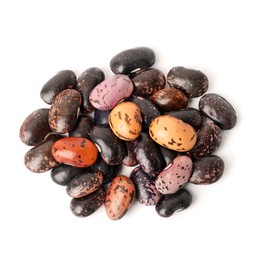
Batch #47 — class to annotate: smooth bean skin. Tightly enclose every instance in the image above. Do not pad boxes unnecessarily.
[70,186,106,217]
[189,155,224,184]
[199,93,237,130]
[48,89,81,133]
[40,70,76,104]
[24,134,62,173]
[156,188,192,217]
[19,108,51,146]
[110,47,155,74]
[130,166,161,206]
[76,67,105,113]
[69,115,94,139]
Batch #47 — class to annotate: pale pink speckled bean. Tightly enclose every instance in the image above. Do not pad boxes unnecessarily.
[89,74,134,110]
[155,155,193,195]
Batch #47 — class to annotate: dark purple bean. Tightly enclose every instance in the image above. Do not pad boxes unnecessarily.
[69,115,94,138]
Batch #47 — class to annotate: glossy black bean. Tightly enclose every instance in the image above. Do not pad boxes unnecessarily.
[92,155,121,184]
[69,115,94,138]
[166,108,203,131]
[190,155,225,184]
[70,186,106,217]
[129,95,160,129]
[19,108,51,146]
[94,109,111,125]
[130,166,161,206]
[199,93,237,130]
[24,134,62,173]
[156,188,192,217]
[133,132,165,178]
[40,70,76,104]
[90,125,126,165]
[158,145,178,166]
[110,47,155,75]
[51,164,82,186]
[167,67,208,98]
[76,67,105,113]
[187,118,222,159]
[122,141,138,167]
[131,68,166,96]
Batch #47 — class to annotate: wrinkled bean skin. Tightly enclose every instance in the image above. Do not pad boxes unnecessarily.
[158,146,178,166]
[167,67,208,98]
[69,115,94,139]
[130,166,161,206]
[94,109,111,125]
[40,70,76,104]
[129,95,160,129]
[199,93,237,130]
[90,125,126,165]
[133,132,165,178]
[122,141,138,167]
[52,137,98,168]
[110,47,155,75]
[70,186,106,217]
[105,175,136,220]
[66,168,103,198]
[24,134,62,173]
[149,115,197,152]
[109,102,142,141]
[19,108,51,146]
[51,164,82,186]
[76,67,105,113]
[155,156,193,195]
[131,68,166,96]
[151,88,188,111]
[189,155,225,184]
[89,74,134,110]
[187,118,222,159]
[156,188,192,217]
[92,155,122,184]
[48,89,81,133]
[166,108,203,132]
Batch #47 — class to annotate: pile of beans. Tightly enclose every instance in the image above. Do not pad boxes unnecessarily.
[20,47,237,220]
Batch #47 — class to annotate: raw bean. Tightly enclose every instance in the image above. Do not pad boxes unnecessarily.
[92,155,122,184]
[76,67,105,113]
[110,47,155,74]
[158,146,178,166]
[122,141,138,167]
[133,132,165,178]
[90,125,126,165]
[130,166,161,206]
[51,164,82,186]
[150,88,188,111]
[189,155,225,184]
[109,102,142,141]
[129,95,160,129]
[167,67,208,98]
[156,189,192,217]
[131,68,166,96]
[199,93,237,130]
[52,137,98,168]
[89,74,133,110]
[105,175,136,220]
[48,89,81,133]
[24,134,62,173]
[70,186,106,217]
[40,70,76,104]
[155,156,193,195]
[69,115,94,139]
[94,109,111,125]
[166,108,203,132]
[187,118,222,159]
[66,168,103,198]
[19,108,51,146]
[149,115,197,152]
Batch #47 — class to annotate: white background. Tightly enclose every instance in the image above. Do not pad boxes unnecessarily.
[0,0,259,259]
